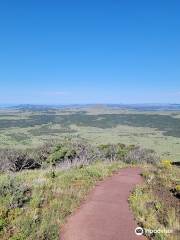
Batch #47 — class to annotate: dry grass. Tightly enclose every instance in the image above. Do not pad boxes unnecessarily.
[0,161,124,240]
[129,163,180,240]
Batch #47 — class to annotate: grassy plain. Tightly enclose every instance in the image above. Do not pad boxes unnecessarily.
[0,106,180,161]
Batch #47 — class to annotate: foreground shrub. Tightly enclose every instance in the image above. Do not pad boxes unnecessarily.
[98,143,134,161]
[47,143,76,165]
[47,138,100,167]
[125,147,160,164]
[0,175,31,209]
[0,149,40,172]
[0,143,53,172]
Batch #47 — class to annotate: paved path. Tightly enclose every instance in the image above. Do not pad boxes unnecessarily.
[61,167,146,240]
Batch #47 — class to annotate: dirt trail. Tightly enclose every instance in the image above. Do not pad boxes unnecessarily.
[61,167,146,240]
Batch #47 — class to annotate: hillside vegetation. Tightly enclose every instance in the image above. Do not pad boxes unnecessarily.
[130,161,180,240]
[0,138,160,239]
[0,138,179,240]
[0,162,124,240]
[0,138,159,172]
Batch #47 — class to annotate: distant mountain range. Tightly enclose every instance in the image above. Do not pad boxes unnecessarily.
[1,103,180,111]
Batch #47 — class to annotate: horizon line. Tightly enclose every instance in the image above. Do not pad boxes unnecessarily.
[1,103,180,106]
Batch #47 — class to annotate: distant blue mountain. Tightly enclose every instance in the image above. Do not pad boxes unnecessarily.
[0,103,180,111]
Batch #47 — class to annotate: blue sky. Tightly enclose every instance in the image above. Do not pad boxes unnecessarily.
[0,0,180,104]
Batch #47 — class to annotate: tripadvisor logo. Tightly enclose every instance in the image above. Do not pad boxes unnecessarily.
[135,227,173,236]
[135,227,144,235]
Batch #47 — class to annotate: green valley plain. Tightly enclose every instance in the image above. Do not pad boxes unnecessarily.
[1,104,180,161]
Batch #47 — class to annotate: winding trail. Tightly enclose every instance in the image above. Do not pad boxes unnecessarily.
[61,167,146,240]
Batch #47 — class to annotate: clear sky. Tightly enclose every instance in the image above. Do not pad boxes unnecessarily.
[0,0,180,104]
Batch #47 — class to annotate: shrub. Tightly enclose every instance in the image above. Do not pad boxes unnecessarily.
[47,144,76,165]
[161,160,172,169]
[47,139,99,167]
[0,138,160,172]
[0,143,53,172]
[0,175,31,209]
[125,147,160,164]
[175,185,180,192]
[32,142,54,162]
[98,143,132,161]
[0,149,41,172]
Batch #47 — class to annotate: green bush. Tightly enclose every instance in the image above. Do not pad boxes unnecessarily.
[47,144,77,164]
[0,175,31,209]
[98,143,132,161]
